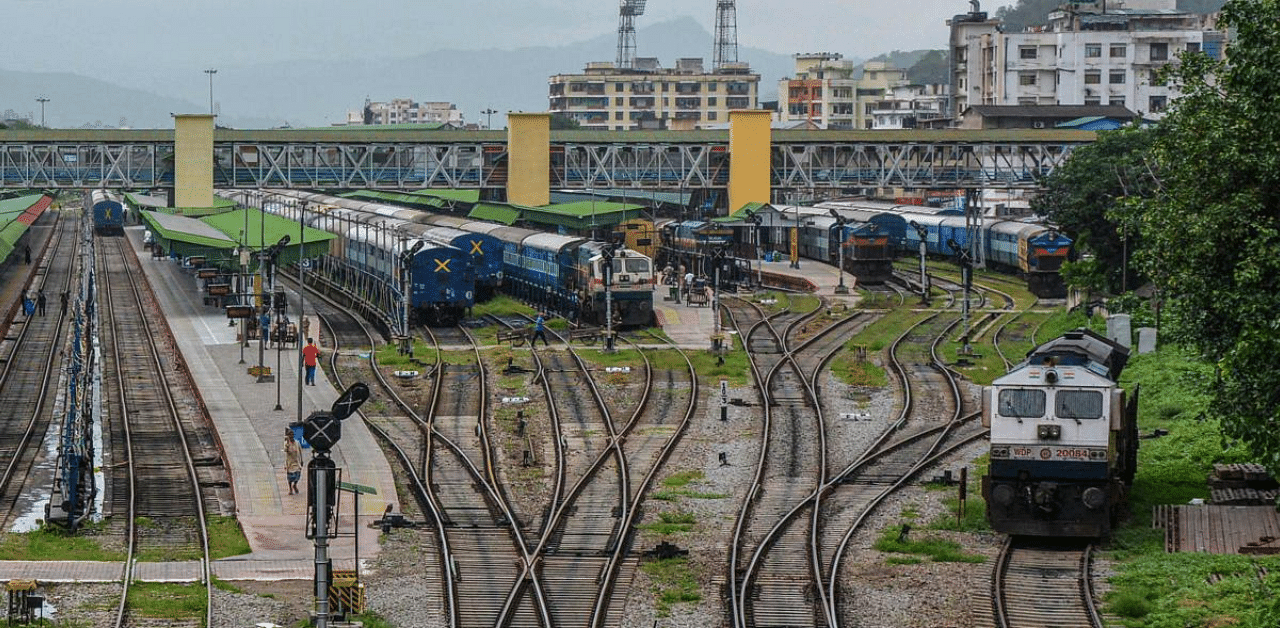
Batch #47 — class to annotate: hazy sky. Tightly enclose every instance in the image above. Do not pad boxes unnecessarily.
[7,0,972,73]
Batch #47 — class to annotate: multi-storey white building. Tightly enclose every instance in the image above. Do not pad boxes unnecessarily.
[869,84,951,129]
[949,0,1225,119]
[777,54,947,130]
[344,98,465,127]
[548,57,760,131]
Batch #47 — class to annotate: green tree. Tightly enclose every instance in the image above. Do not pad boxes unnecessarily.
[1032,125,1157,294]
[1135,0,1280,471]
[907,50,949,86]
[549,113,581,130]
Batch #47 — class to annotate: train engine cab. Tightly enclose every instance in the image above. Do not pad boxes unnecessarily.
[1020,228,1072,298]
[982,329,1138,537]
[577,242,654,328]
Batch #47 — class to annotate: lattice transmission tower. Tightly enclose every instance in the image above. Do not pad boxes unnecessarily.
[616,0,648,68]
[713,0,738,69]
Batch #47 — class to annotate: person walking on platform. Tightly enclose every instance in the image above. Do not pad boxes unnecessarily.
[23,245,30,265]
[532,314,550,347]
[36,290,46,316]
[301,315,311,341]
[283,428,303,495]
[60,291,69,317]
[302,338,321,386]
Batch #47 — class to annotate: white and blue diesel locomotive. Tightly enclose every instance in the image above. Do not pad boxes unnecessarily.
[982,329,1139,537]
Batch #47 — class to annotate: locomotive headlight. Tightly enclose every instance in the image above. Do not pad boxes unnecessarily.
[1082,487,1106,510]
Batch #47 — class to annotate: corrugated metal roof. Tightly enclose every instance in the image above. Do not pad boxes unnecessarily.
[467,204,522,225]
[201,208,336,250]
[341,190,448,208]
[124,193,169,208]
[142,211,238,250]
[0,194,46,217]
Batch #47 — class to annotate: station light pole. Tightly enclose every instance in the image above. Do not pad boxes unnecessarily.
[204,69,217,116]
[482,107,497,129]
[35,96,49,127]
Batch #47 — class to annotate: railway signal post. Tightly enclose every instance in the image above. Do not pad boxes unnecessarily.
[303,383,370,628]
[909,221,930,305]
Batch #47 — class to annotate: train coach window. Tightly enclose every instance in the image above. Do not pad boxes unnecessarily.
[998,389,1044,418]
[1055,390,1103,420]
[625,258,649,273]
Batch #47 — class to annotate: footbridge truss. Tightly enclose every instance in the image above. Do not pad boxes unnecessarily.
[0,129,1091,192]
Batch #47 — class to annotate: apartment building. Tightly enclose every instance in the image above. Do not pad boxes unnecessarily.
[548,57,760,131]
[949,0,1225,119]
[344,98,465,127]
[777,54,947,129]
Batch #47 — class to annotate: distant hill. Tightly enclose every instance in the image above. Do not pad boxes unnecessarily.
[1,17,808,130]
[0,69,278,129]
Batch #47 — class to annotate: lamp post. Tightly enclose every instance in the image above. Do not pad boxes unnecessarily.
[296,200,308,426]
[482,108,497,129]
[203,69,217,115]
[35,97,49,127]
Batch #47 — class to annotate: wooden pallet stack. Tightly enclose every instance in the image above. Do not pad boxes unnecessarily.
[1210,463,1278,505]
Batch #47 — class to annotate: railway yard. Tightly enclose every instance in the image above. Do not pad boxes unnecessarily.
[0,208,1276,628]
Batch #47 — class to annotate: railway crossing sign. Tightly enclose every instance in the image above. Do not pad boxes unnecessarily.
[303,413,341,452]
[331,383,370,420]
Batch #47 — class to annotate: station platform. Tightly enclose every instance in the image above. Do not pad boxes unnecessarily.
[123,225,395,580]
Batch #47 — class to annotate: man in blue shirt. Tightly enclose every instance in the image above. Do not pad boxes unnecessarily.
[532,314,549,347]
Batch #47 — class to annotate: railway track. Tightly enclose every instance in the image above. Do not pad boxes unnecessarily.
[483,314,698,628]
[99,235,213,628]
[992,538,1103,628]
[0,214,76,527]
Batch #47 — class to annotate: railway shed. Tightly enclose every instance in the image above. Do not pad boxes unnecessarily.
[139,207,334,271]
[0,193,53,262]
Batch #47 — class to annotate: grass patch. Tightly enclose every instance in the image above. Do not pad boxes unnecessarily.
[470,295,536,319]
[662,470,704,489]
[873,525,986,564]
[639,511,698,535]
[641,557,702,617]
[830,354,888,388]
[126,582,206,620]
[207,515,251,559]
[1104,552,1280,627]
[0,523,126,561]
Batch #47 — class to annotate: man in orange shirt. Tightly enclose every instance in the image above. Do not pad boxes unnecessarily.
[302,338,321,386]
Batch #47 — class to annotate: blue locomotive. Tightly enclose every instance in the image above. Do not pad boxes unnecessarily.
[237,189,656,328]
[891,209,1072,298]
[983,329,1139,537]
[87,189,125,235]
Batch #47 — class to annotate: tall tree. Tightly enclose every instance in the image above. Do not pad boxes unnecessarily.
[1032,125,1157,294]
[1135,0,1280,471]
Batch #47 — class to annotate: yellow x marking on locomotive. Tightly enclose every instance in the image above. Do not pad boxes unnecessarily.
[470,240,483,255]
[435,259,451,273]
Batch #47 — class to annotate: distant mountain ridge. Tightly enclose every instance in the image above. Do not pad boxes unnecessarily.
[0,17,847,130]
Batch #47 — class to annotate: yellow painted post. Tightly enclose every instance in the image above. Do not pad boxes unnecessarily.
[507,113,551,207]
[173,114,215,211]
[728,110,772,217]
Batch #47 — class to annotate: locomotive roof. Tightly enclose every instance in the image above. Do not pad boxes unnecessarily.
[1020,328,1129,381]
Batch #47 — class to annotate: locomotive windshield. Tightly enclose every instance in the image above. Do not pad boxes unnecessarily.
[625,258,649,274]
[1055,390,1104,420]
[998,389,1045,418]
